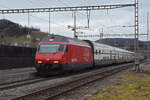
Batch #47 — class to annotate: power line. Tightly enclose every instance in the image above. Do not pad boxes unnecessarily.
[42,0,59,7]
[83,0,91,5]
[0,3,135,34]
[106,10,119,27]
[39,0,50,6]
[0,1,139,43]
[26,0,71,33]
[26,0,35,6]
[29,14,67,28]
[57,0,87,17]
[57,0,68,6]
[0,4,9,9]
[26,0,50,7]
[95,0,99,4]
[93,0,99,5]
[39,0,85,27]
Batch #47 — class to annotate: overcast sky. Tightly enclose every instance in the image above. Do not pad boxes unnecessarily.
[0,0,149,41]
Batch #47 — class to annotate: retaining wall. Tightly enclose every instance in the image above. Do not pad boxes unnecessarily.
[0,45,36,69]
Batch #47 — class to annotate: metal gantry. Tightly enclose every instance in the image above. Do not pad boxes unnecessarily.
[0,4,135,14]
[134,0,139,53]
[147,11,150,59]
[0,3,136,39]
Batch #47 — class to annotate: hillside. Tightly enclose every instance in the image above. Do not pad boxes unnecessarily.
[0,19,41,37]
[0,19,48,47]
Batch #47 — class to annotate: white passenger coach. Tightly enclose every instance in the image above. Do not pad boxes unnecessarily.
[92,42,135,66]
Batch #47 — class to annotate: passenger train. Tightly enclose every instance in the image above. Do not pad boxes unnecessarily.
[35,35,135,75]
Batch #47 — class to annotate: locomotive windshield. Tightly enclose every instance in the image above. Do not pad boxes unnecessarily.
[38,44,67,53]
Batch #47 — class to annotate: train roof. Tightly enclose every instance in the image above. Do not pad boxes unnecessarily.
[40,35,134,54]
[93,41,134,54]
[40,35,90,47]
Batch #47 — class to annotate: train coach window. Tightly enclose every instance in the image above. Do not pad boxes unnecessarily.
[59,45,68,52]
[99,50,101,54]
[95,50,98,55]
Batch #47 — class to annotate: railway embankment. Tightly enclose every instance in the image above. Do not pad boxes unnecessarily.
[85,63,150,100]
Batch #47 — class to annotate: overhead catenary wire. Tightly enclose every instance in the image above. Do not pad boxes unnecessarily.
[0,3,67,33]
[57,0,92,30]
[83,0,91,6]
[0,0,139,41]
[25,0,56,34]
[0,4,9,9]
[0,4,133,38]
[57,0,87,17]
[26,0,35,6]
[95,0,100,4]
[105,9,135,38]
[26,0,50,7]
[29,14,67,28]
[56,0,91,36]
[25,0,73,33]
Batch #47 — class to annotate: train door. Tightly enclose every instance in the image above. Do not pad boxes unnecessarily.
[64,45,68,64]
[110,50,112,63]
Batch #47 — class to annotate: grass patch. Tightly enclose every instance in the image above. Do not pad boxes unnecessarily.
[85,67,150,100]
[146,64,150,66]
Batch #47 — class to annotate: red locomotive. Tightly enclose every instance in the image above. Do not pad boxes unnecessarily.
[35,35,93,75]
[35,35,135,75]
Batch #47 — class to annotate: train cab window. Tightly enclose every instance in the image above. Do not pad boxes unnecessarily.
[38,44,67,53]
[60,45,68,52]
[37,46,40,52]
[65,45,68,52]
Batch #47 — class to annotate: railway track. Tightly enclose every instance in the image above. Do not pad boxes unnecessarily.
[0,70,87,91]
[0,68,94,91]
[11,63,134,100]
[0,68,36,86]
[0,77,48,91]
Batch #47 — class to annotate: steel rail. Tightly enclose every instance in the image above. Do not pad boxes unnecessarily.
[0,78,46,91]
[11,63,133,100]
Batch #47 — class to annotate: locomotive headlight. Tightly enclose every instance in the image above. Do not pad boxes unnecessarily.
[53,61,59,64]
[37,61,43,64]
